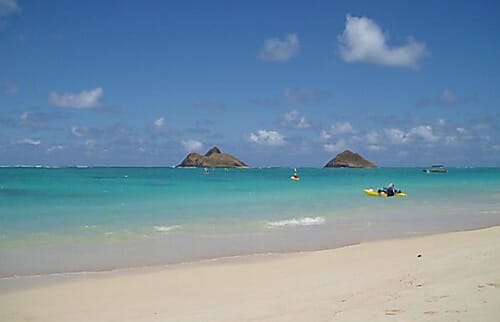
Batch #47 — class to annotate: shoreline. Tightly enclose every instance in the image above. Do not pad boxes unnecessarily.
[1,217,500,279]
[2,215,499,280]
[1,225,499,321]
[0,223,496,281]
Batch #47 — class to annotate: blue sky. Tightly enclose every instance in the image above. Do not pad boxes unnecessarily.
[1,0,499,166]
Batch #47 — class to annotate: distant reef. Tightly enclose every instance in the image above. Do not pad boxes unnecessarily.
[177,146,247,168]
[324,149,377,168]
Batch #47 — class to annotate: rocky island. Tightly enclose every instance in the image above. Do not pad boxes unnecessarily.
[177,146,247,168]
[324,149,377,168]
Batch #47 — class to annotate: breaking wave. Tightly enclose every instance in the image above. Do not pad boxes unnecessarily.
[267,217,325,228]
[154,225,181,233]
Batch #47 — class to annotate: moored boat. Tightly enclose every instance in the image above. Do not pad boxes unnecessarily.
[423,165,448,173]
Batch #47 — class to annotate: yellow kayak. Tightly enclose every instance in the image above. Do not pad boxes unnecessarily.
[364,188,407,197]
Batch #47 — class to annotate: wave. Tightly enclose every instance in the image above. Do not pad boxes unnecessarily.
[154,225,181,233]
[267,216,325,228]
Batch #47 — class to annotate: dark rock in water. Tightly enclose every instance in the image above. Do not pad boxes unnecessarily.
[177,146,247,168]
[324,150,377,168]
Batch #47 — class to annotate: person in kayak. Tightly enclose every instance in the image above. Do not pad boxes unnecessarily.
[378,183,397,196]
[386,183,396,196]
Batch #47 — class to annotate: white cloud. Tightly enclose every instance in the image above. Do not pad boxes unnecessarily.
[358,121,492,153]
[282,110,310,129]
[248,130,286,146]
[46,145,65,153]
[181,139,203,152]
[408,125,439,142]
[439,90,458,105]
[18,111,41,128]
[338,15,427,68]
[151,117,169,135]
[154,117,165,129]
[320,130,331,140]
[364,130,383,145]
[363,128,409,147]
[49,87,103,109]
[71,126,88,137]
[259,33,300,62]
[296,117,310,129]
[323,140,346,153]
[81,139,108,155]
[455,127,475,140]
[15,138,41,145]
[322,121,355,140]
[18,111,35,127]
[17,111,64,128]
[444,135,459,146]
[383,128,408,144]
[325,123,445,152]
[473,122,491,130]
[154,117,165,128]
[331,121,354,135]
[0,0,20,16]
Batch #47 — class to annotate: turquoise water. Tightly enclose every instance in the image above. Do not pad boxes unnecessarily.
[1,167,500,276]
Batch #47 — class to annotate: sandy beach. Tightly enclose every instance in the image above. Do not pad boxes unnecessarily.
[1,226,499,322]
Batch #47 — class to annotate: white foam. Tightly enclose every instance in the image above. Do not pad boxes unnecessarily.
[154,225,181,233]
[267,217,325,228]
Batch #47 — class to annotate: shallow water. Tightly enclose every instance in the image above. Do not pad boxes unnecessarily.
[1,167,499,277]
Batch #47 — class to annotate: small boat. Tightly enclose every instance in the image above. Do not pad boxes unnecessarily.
[364,188,407,197]
[423,165,448,173]
[290,168,300,181]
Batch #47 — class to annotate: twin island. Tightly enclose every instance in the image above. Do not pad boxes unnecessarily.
[178,147,377,168]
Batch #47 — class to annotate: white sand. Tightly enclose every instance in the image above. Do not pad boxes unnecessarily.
[1,226,500,321]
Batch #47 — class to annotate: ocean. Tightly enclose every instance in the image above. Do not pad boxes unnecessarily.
[1,167,499,277]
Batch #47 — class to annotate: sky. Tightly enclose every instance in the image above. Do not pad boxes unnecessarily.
[1,0,500,167]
